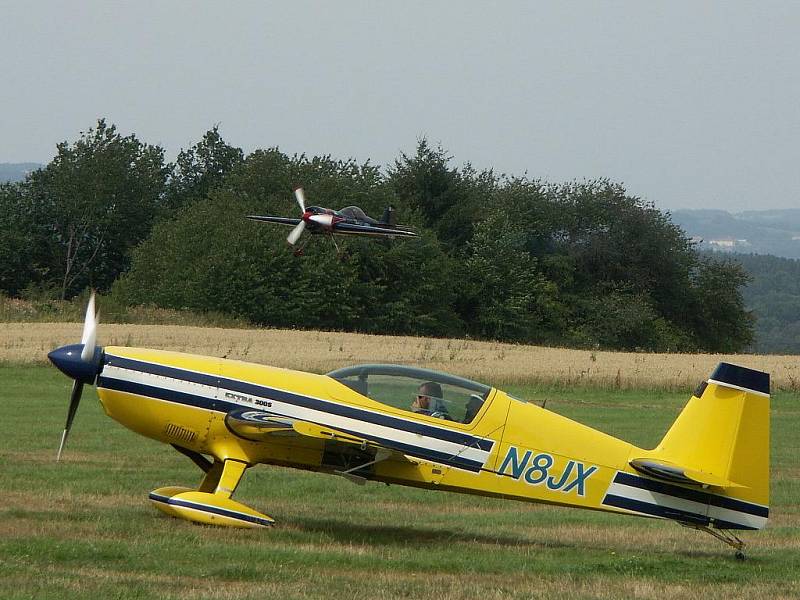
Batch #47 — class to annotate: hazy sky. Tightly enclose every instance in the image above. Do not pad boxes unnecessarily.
[2,2,799,212]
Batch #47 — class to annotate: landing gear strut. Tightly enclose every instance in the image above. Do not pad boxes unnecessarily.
[681,522,747,559]
[149,446,274,528]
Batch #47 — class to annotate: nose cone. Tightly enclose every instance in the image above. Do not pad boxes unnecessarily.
[48,344,103,384]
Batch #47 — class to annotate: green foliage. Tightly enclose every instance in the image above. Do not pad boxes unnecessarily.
[19,119,169,298]
[686,255,754,352]
[0,123,758,352]
[728,253,800,353]
[0,183,43,296]
[390,139,497,249]
[117,151,460,336]
[566,286,691,351]
[166,125,245,211]
[464,211,558,341]
[346,232,463,337]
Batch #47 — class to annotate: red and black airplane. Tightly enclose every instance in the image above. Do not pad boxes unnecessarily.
[247,187,418,252]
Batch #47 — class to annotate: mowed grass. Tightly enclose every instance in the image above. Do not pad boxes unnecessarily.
[1,366,798,599]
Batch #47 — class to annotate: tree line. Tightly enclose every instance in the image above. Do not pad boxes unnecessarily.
[731,252,800,354]
[0,120,754,352]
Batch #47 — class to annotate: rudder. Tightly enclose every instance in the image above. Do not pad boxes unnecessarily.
[630,362,769,529]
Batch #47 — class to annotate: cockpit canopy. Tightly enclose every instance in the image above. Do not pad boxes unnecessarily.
[306,205,379,225]
[327,364,492,424]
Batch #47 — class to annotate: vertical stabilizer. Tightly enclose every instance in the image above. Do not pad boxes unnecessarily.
[623,362,770,530]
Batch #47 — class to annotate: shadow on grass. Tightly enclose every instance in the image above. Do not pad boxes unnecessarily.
[291,516,770,567]
[291,516,579,551]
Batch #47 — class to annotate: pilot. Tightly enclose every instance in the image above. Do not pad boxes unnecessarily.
[412,382,450,419]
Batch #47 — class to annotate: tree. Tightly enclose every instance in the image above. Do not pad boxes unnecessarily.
[687,256,754,352]
[166,126,245,211]
[25,120,169,298]
[389,140,497,249]
[464,211,559,341]
[0,183,47,296]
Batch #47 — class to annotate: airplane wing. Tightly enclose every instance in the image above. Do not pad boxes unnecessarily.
[224,410,417,465]
[332,222,418,238]
[246,215,302,227]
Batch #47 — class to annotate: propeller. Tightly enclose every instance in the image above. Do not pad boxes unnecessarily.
[80,292,98,361]
[58,381,84,461]
[294,186,307,213]
[50,291,101,461]
[287,187,308,246]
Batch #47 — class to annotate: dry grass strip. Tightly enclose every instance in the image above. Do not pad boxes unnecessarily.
[2,323,799,390]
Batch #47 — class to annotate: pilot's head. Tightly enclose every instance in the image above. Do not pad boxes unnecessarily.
[413,381,442,413]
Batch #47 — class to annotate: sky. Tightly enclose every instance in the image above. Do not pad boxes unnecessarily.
[2,2,799,212]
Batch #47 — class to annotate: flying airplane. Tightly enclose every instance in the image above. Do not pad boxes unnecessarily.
[246,187,417,253]
[49,296,769,558]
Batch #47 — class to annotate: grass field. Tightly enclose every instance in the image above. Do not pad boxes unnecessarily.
[1,362,798,599]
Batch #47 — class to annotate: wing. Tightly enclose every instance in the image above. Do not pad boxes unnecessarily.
[224,409,416,460]
[246,215,302,227]
[332,221,418,238]
[227,409,385,448]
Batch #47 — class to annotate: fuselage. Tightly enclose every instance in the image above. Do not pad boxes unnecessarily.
[96,347,629,510]
[93,346,767,530]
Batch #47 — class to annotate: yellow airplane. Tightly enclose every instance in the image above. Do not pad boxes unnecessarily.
[49,296,769,558]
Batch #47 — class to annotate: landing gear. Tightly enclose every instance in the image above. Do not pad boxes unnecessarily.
[150,448,274,528]
[681,522,746,559]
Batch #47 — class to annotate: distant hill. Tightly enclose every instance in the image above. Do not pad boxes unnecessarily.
[726,252,800,354]
[671,208,800,259]
[0,163,41,183]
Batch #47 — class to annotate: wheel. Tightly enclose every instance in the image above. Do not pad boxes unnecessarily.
[735,550,746,561]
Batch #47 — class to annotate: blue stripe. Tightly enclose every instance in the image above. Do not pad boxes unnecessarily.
[710,362,770,395]
[614,472,768,518]
[103,354,494,452]
[98,376,485,472]
[149,492,274,527]
[98,377,226,411]
[602,494,758,531]
[603,494,711,526]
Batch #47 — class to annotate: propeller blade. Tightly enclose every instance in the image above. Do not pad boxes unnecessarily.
[80,291,98,362]
[57,380,84,461]
[287,220,306,245]
[294,187,307,214]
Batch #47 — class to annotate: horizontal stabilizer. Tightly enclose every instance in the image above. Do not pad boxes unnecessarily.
[629,458,739,488]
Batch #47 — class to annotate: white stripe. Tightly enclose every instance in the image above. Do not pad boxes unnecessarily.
[103,364,218,401]
[707,503,768,530]
[101,364,491,468]
[707,379,769,397]
[607,482,767,529]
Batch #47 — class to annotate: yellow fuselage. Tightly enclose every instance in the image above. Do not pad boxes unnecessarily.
[95,346,769,531]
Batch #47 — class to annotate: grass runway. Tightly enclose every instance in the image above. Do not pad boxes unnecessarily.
[1,365,798,599]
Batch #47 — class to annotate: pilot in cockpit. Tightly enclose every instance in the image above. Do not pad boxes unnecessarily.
[411,382,451,420]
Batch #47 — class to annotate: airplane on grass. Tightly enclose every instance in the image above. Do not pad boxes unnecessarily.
[49,295,769,559]
[247,187,417,254]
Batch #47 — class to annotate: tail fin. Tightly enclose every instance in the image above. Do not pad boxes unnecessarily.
[380,205,397,226]
[628,362,769,529]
